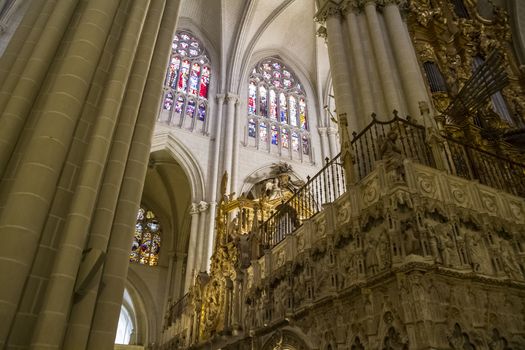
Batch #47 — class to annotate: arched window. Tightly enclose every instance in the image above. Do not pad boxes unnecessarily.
[130,206,161,266]
[247,57,310,161]
[160,30,211,132]
[115,289,136,345]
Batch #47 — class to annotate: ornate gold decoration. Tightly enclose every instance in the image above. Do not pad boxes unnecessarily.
[407,0,525,162]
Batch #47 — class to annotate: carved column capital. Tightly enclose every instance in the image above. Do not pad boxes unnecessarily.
[327,126,339,135]
[341,0,360,14]
[225,93,239,105]
[216,94,225,104]
[190,203,200,215]
[314,1,344,23]
[198,201,209,212]
[318,127,328,135]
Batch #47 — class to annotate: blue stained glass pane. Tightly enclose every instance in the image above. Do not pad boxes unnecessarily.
[198,103,206,121]
[271,125,278,145]
[248,119,256,138]
[186,100,196,118]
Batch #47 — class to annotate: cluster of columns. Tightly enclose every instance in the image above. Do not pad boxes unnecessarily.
[184,201,210,289]
[0,0,181,349]
[316,0,429,138]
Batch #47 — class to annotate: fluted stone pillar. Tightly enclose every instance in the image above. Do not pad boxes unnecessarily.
[202,93,226,273]
[204,201,217,272]
[194,201,209,273]
[319,3,359,136]
[30,1,150,348]
[87,1,181,348]
[363,0,401,116]
[0,0,122,345]
[62,1,167,348]
[0,0,83,178]
[0,0,48,100]
[318,127,331,159]
[184,203,200,290]
[222,94,238,193]
[345,7,377,118]
[383,0,429,119]
[230,99,241,193]
[327,127,339,157]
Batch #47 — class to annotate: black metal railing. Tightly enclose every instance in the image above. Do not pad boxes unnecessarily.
[165,293,189,328]
[443,136,525,197]
[260,154,346,249]
[351,113,435,180]
[258,113,525,250]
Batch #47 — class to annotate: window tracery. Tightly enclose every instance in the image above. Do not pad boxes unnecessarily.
[247,57,310,161]
[130,206,161,266]
[159,30,211,132]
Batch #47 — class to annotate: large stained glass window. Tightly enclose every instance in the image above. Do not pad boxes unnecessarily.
[247,57,310,160]
[130,206,161,267]
[160,30,211,132]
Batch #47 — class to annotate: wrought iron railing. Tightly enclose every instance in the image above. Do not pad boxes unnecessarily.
[260,154,346,249]
[258,113,525,250]
[164,292,189,328]
[442,137,525,197]
[351,113,435,180]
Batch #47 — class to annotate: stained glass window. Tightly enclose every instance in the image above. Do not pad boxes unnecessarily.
[161,30,211,128]
[247,57,310,159]
[248,81,257,114]
[130,206,161,267]
[271,124,279,145]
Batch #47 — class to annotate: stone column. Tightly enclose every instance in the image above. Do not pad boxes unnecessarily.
[204,201,217,271]
[0,0,121,345]
[383,0,429,120]
[345,7,376,119]
[230,99,241,194]
[320,3,359,136]
[0,0,82,178]
[318,127,331,159]
[202,93,225,273]
[30,2,150,347]
[364,0,401,116]
[184,203,200,290]
[222,94,238,193]
[86,1,181,348]
[0,0,48,95]
[62,1,166,347]
[327,127,339,157]
[194,201,209,274]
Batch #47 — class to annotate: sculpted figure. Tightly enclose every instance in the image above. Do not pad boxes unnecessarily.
[403,222,421,256]
[464,230,487,273]
[499,240,523,280]
[379,128,406,182]
[427,225,442,263]
[365,237,379,274]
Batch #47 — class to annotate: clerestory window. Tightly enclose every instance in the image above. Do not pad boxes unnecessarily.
[247,57,311,161]
[159,30,211,133]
